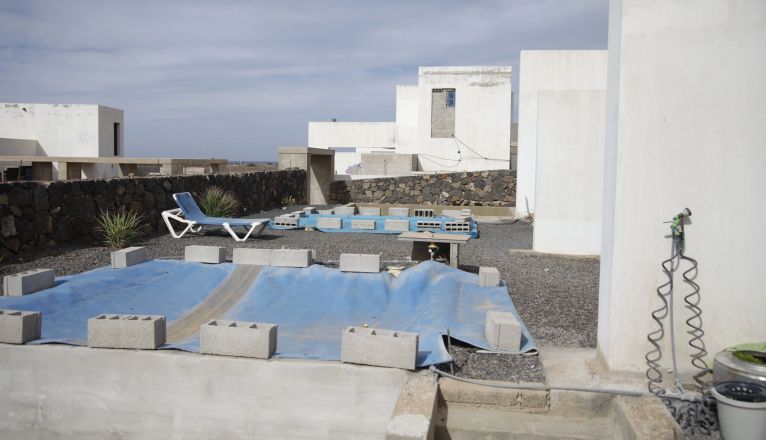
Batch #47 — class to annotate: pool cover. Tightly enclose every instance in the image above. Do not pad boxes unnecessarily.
[0,259,536,366]
[269,213,480,238]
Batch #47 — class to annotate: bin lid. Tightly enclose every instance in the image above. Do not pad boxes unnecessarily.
[714,381,766,403]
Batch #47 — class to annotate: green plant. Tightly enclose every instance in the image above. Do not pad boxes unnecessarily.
[281,195,297,207]
[199,186,240,217]
[97,210,144,249]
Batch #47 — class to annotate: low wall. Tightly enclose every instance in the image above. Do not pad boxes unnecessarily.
[330,169,515,207]
[0,170,306,256]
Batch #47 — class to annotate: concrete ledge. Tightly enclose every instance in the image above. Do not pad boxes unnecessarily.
[484,310,521,352]
[3,269,55,296]
[438,378,549,413]
[339,254,380,273]
[350,219,376,230]
[87,314,166,349]
[479,267,500,287]
[200,319,277,359]
[385,371,439,440]
[0,309,42,344]
[341,326,418,370]
[317,217,342,229]
[385,219,411,232]
[359,207,381,216]
[185,246,226,264]
[270,249,313,267]
[273,215,299,227]
[612,395,683,439]
[111,246,147,269]
[389,207,410,217]
[232,248,271,266]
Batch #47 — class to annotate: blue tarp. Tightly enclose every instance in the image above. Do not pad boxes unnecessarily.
[0,260,536,366]
[269,213,480,238]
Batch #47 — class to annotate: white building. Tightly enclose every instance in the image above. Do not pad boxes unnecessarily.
[0,103,124,179]
[308,66,513,177]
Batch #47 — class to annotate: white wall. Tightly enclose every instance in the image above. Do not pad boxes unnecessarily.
[515,51,607,217]
[394,85,418,151]
[533,90,606,255]
[308,122,395,149]
[598,0,766,374]
[411,66,511,172]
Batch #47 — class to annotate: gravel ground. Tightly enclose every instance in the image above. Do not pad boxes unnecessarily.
[1,205,600,384]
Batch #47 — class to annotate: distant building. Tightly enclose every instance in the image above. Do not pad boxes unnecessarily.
[308,66,513,178]
[0,103,124,179]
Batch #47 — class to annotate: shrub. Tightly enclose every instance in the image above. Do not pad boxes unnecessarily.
[97,210,144,249]
[199,186,240,218]
[281,195,297,207]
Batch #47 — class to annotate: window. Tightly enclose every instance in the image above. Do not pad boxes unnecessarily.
[113,122,120,156]
[446,90,455,107]
[431,88,456,138]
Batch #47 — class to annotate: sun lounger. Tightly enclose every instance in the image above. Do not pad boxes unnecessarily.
[161,192,269,242]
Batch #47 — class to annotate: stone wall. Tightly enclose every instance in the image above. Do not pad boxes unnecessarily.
[0,170,306,257]
[330,170,515,207]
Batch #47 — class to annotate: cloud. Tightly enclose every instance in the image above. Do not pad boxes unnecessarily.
[0,0,608,160]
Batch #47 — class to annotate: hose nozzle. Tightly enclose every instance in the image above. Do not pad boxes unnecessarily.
[675,208,692,220]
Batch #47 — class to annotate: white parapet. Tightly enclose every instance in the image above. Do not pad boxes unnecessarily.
[87,314,166,350]
[184,245,226,264]
[0,309,42,344]
[200,319,277,359]
[484,310,521,352]
[3,269,55,296]
[479,267,500,287]
[341,326,418,370]
[339,254,380,273]
[270,249,313,268]
[232,248,272,266]
[111,246,147,269]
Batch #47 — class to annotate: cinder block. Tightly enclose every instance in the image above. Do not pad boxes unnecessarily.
[0,309,42,344]
[111,246,147,269]
[87,314,166,349]
[200,319,277,359]
[359,207,381,216]
[270,249,313,267]
[479,266,501,287]
[303,207,317,214]
[316,217,342,229]
[339,254,380,273]
[341,326,418,370]
[185,245,226,264]
[334,206,356,216]
[484,310,521,352]
[413,208,435,218]
[232,248,271,266]
[3,269,55,296]
[385,219,410,232]
[388,207,410,217]
[290,210,306,217]
[317,209,334,215]
[444,222,471,232]
[273,215,299,227]
[350,219,376,230]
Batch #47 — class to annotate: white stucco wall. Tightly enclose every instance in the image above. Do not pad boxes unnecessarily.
[533,90,606,255]
[411,66,511,172]
[394,85,418,151]
[515,51,607,217]
[598,0,766,374]
[308,122,395,149]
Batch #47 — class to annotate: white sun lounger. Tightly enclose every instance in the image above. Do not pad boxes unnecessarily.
[162,192,269,242]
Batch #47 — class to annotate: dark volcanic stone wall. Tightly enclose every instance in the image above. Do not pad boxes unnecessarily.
[329,169,515,207]
[0,170,306,257]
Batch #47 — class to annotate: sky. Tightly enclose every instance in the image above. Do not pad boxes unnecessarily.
[0,1,609,161]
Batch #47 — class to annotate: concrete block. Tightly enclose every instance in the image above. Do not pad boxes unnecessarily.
[444,222,470,233]
[200,319,277,359]
[341,326,418,370]
[339,254,380,273]
[334,206,356,216]
[270,249,313,267]
[303,207,317,214]
[385,219,410,232]
[350,219,376,230]
[290,211,306,217]
[484,310,521,352]
[184,245,226,264]
[0,309,42,344]
[479,266,500,287]
[413,208,435,218]
[232,248,271,266]
[3,269,55,296]
[385,371,438,440]
[317,209,334,215]
[273,215,299,227]
[87,314,166,349]
[316,217,342,229]
[111,246,147,269]
[416,220,442,229]
[359,207,381,216]
[388,207,410,217]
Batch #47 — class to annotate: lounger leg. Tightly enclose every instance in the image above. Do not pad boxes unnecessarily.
[223,222,266,242]
[162,211,198,239]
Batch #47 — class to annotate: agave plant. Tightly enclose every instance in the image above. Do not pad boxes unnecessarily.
[97,210,144,249]
[281,195,297,207]
[199,186,240,217]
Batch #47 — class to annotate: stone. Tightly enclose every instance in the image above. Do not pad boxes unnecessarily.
[350,219,376,230]
[484,310,521,352]
[479,267,501,287]
[270,249,313,267]
[339,254,380,273]
[316,217,342,229]
[200,319,277,359]
[111,246,147,269]
[385,219,410,232]
[358,207,381,216]
[232,248,271,266]
[87,314,166,349]
[1,215,16,237]
[3,269,55,296]
[0,309,42,344]
[184,245,226,264]
[388,207,410,217]
[341,326,418,370]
